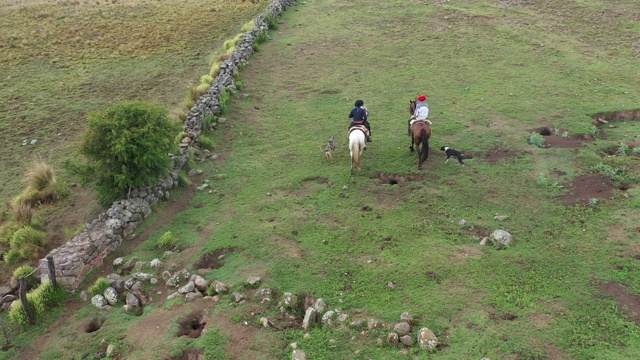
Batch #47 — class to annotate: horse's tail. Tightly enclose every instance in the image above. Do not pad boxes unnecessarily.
[420,128,429,163]
[351,140,361,169]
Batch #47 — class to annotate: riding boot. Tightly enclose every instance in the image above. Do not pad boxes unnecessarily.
[367,135,372,143]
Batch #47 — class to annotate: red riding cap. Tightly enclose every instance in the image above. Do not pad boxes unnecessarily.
[417,95,427,101]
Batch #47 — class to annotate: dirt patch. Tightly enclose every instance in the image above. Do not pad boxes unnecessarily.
[194,247,240,270]
[560,173,615,206]
[484,145,528,165]
[592,109,640,123]
[450,245,483,263]
[370,172,430,185]
[176,311,207,338]
[599,282,640,326]
[532,126,594,149]
[169,349,204,360]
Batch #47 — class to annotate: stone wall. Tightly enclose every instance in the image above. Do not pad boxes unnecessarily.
[38,0,297,290]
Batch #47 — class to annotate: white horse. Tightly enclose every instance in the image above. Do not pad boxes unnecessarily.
[349,128,366,173]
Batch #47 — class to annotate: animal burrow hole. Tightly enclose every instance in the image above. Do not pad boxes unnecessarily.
[84,318,105,333]
[194,247,239,271]
[176,311,207,338]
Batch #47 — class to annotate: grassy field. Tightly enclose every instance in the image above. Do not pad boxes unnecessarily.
[0,0,270,200]
[2,0,640,359]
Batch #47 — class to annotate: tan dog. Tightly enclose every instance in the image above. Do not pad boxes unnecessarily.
[324,136,337,162]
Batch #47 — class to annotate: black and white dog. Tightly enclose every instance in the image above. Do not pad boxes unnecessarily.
[440,146,467,166]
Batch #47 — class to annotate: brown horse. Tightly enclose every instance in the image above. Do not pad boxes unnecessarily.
[409,100,432,170]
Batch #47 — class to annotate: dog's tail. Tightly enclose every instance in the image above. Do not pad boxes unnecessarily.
[460,153,473,159]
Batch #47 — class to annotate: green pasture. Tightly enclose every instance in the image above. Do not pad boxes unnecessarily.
[2,0,640,359]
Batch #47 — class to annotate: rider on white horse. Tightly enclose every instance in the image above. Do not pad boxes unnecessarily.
[349,99,372,142]
[409,95,431,136]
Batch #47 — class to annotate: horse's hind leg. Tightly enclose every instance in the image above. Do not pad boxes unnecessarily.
[410,136,415,152]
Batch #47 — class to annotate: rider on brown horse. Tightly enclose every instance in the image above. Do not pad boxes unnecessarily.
[349,99,372,142]
[408,95,430,136]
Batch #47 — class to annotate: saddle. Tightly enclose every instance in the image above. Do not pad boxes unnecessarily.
[410,119,432,127]
[349,125,369,137]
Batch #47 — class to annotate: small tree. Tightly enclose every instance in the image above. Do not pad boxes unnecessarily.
[71,102,178,207]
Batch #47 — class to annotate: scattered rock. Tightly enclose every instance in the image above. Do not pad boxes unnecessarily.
[292,349,307,360]
[246,276,262,286]
[393,322,411,336]
[489,229,513,249]
[399,335,414,346]
[91,295,108,308]
[302,307,317,330]
[417,327,438,350]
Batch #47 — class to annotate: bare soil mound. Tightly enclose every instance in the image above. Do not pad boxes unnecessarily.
[560,174,614,206]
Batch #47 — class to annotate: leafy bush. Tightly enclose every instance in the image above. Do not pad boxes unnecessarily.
[528,132,546,148]
[71,102,179,207]
[589,125,600,139]
[88,277,110,297]
[5,226,47,264]
[12,265,38,288]
[157,231,177,251]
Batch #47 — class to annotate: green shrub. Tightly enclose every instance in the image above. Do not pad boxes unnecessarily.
[9,300,35,326]
[241,19,254,32]
[264,14,279,30]
[0,220,20,244]
[200,74,214,85]
[617,143,628,156]
[223,35,241,51]
[88,277,110,297]
[255,31,268,45]
[528,132,546,148]
[71,102,179,207]
[202,114,215,133]
[536,173,562,190]
[219,88,232,114]
[198,135,214,150]
[12,265,38,289]
[591,162,628,184]
[589,125,600,139]
[6,226,47,264]
[157,231,176,251]
[177,171,191,187]
[30,281,58,308]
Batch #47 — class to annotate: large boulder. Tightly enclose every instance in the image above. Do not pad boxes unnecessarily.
[489,229,513,249]
[417,327,438,350]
